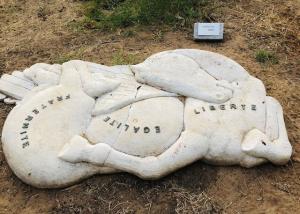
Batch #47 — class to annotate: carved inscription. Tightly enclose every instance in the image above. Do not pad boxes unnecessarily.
[20,94,71,149]
[103,116,161,134]
[194,103,257,114]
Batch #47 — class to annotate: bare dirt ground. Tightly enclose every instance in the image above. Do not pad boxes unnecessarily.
[0,0,299,213]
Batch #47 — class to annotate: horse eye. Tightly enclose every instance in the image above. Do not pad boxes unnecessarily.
[232,81,240,87]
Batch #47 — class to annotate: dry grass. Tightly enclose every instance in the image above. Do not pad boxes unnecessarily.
[172,187,221,214]
[222,1,299,54]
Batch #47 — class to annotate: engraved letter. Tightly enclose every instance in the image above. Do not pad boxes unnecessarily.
[22,123,29,129]
[124,124,130,131]
[209,105,216,111]
[241,104,246,110]
[134,126,140,133]
[251,104,257,111]
[25,115,33,121]
[103,116,110,122]
[194,109,200,114]
[21,135,29,141]
[155,126,161,133]
[32,109,39,114]
[144,127,150,133]
[109,120,115,126]
[230,104,237,110]
[22,141,29,148]
[220,105,225,110]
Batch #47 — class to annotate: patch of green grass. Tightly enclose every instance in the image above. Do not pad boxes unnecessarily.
[37,6,47,21]
[111,51,138,65]
[121,29,136,37]
[152,30,164,42]
[67,20,86,32]
[54,56,73,64]
[255,50,278,64]
[53,48,87,64]
[81,0,218,30]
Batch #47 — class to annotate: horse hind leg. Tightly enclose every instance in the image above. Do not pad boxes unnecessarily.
[101,130,209,180]
[59,131,209,180]
[58,135,120,175]
[241,96,292,165]
[58,135,111,165]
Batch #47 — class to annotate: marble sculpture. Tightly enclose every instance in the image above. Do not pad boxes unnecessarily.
[0,49,292,188]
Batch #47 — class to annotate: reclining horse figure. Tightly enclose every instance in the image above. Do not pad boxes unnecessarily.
[1,49,292,188]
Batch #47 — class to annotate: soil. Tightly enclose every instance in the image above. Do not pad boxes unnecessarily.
[0,0,299,213]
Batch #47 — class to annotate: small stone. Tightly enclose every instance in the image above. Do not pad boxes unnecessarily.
[0,93,6,101]
[256,196,263,201]
[4,97,18,105]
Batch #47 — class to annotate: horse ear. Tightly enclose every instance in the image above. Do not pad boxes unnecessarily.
[61,60,120,97]
[60,60,83,90]
[81,76,120,98]
[24,63,61,85]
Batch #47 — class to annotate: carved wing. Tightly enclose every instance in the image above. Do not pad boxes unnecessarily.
[0,49,250,106]
[0,63,62,104]
[90,65,175,115]
[0,62,119,104]
[0,61,174,112]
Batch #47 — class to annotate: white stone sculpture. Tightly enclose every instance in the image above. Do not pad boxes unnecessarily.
[0,49,292,188]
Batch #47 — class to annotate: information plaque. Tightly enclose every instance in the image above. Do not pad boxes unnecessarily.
[194,23,224,40]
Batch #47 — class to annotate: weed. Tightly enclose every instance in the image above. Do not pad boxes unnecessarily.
[53,48,87,64]
[255,50,278,64]
[67,20,86,32]
[152,30,164,42]
[111,51,138,65]
[121,29,136,37]
[54,56,73,64]
[37,5,47,21]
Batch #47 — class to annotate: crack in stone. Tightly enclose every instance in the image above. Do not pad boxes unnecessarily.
[264,98,279,141]
[104,62,186,159]
[103,83,141,164]
[263,99,268,138]
[170,51,219,81]
[171,52,252,93]
[153,98,186,158]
